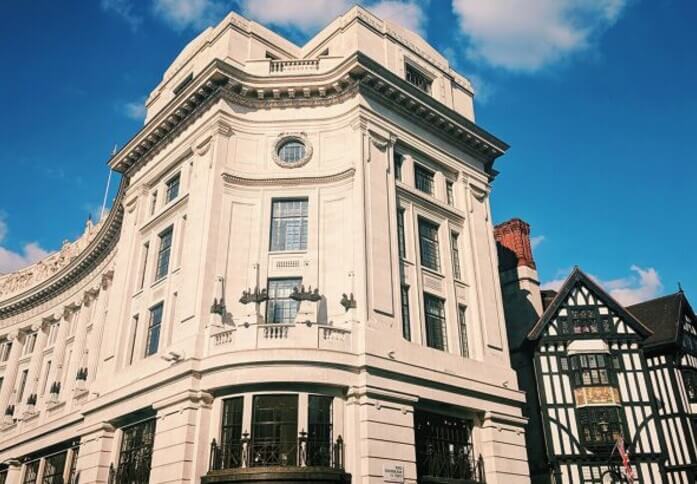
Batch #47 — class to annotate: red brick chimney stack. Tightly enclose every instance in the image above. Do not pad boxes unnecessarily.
[494,218,536,272]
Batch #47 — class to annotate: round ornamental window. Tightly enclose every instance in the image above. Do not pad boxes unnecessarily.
[272,133,313,168]
[278,140,305,163]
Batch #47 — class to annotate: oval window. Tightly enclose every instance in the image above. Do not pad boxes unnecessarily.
[278,140,306,164]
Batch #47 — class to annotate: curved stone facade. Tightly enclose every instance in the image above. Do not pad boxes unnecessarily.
[0,6,529,484]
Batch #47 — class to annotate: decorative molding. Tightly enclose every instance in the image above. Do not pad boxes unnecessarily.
[271,132,313,168]
[222,168,355,187]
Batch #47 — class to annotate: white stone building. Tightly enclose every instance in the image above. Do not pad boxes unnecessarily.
[0,7,530,484]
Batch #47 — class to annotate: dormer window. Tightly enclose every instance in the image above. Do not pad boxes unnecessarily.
[405,63,432,94]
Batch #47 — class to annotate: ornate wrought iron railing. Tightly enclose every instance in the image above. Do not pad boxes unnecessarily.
[108,458,152,484]
[419,446,485,483]
[208,433,344,471]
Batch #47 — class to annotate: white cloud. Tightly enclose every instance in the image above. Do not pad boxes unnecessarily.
[602,265,662,306]
[0,215,51,275]
[451,0,628,72]
[122,100,147,121]
[239,0,426,36]
[368,1,427,36]
[541,265,662,306]
[530,235,545,250]
[152,0,226,30]
[101,0,143,31]
[239,0,352,33]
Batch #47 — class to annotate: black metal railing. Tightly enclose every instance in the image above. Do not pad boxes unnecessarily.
[108,458,152,484]
[209,432,344,471]
[419,446,485,483]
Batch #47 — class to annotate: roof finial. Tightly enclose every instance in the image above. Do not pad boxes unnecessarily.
[678,282,684,293]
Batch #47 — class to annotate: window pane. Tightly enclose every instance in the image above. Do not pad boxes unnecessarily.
[397,209,406,259]
[155,228,173,280]
[117,419,156,484]
[252,395,298,466]
[415,165,434,195]
[308,396,333,466]
[450,232,461,279]
[270,200,308,251]
[23,460,39,484]
[165,174,180,203]
[424,294,447,351]
[446,181,454,206]
[418,219,440,271]
[145,304,163,356]
[394,153,403,181]
[266,279,302,324]
[42,452,67,484]
[401,285,411,341]
[458,305,468,358]
[220,397,244,468]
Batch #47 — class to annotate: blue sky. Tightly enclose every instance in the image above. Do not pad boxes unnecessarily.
[0,0,695,305]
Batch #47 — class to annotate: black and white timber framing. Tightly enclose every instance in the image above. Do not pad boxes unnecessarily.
[520,268,678,484]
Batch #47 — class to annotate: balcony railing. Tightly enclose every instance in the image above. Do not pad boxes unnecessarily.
[108,459,152,484]
[209,433,344,472]
[270,59,320,74]
[419,448,485,484]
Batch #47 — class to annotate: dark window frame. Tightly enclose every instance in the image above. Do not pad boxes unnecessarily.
[397,209,407,260]
[307,395,333,467]
[414,164,435,195]
[424,293,447,351]
[400,285,411,341]
[405,63,433,94]
[683,369,697,403]
[418,218,441,272]
[116,418,156,484]
[450,231,462,280]
[269,199,309,252]
[458,305,469,358]
[266,278,302,324]
[570,353,614,387]
[144,303,163,357]
[165,173,180,203]
[394,152,404,181]
[155,226,173,280]
[41,451,67,484]
[576,406,625,448]
[251,394,299,467]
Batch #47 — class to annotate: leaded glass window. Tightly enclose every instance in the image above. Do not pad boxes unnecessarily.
[683,369,697,403]
[266,279,301,324]
[577,407,624,448]
[145,303,163,357]
[155,227,173,280]
[570,354,612,386]
[415,165,435,195]
[418,218,440,271]
[270,199,308,252]
[424,294,447,351]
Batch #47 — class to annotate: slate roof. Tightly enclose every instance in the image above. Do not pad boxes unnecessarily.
[627,291,694,349]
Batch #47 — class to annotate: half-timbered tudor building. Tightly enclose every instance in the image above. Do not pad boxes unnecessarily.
[628,292,697,482]
[494,219,697,484]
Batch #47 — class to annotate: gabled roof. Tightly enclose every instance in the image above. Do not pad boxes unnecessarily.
[627,291,694,349]
[527,267,653,341]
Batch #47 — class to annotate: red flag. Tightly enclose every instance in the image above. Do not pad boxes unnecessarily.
[615,437,635,483]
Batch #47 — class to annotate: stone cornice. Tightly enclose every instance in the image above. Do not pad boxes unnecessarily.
[0,180,126,320]
[222,168,355,187]
[110,54,508,178]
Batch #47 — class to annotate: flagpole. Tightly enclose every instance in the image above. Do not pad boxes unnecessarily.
[100,145,117,221]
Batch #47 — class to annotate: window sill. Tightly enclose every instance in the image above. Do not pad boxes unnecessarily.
[151,275,168,289]
[268,249,308,256]
[421,266,444,279]
[139,193,189,234]
[133,288,144,298]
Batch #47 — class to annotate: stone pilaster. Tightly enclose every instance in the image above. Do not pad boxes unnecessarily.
[0,332,24,417]
[4,459,22,484]
[149,391,214,483]
[85,273,112,385]
[21,321,49,413]
[75,422,116,484]
[46,307,73,402]
[64,294,94,397]
[478,411,530,484]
